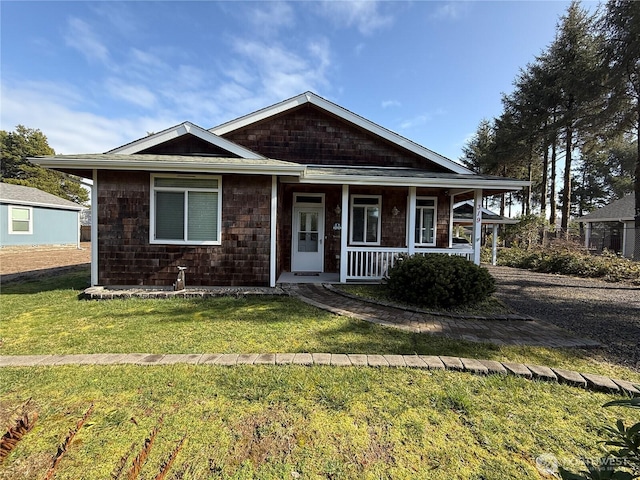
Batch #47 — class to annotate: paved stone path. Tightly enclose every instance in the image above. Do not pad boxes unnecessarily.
[288,284,601,348]
[1,353,637,397]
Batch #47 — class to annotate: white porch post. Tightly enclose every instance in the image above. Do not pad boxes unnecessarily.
[91,169,98,286]
[585,222,591,251]
[448,194,455,248]
[339,184,349,283]
[269,175,277,287]
[408,186,417,255]
[491,224,498,266]
[472,189,482,265]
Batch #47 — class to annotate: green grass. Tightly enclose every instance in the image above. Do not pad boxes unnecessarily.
[2,270,640,479]
[0,365,636,480]
[1,269,638,383]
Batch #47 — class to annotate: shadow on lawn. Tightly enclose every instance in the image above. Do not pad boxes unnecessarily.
[0,267,90,294]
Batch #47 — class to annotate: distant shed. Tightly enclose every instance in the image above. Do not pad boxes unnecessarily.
[0,183,85,247]
[578,193,635,259]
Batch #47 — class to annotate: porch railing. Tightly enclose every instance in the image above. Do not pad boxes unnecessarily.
[345,247,474,280]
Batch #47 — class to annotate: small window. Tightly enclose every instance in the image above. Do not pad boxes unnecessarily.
[9,206,32,234]
[150,175,221,245]
[415,197,437,246]
[350,195,381,245]
[294,195,323,204]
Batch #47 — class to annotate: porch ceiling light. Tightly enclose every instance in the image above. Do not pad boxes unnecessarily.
[392,206,400,216]
[334,205,341,215]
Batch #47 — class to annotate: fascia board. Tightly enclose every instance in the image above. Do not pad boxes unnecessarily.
[304,95,473,175]
[299,173,529,190]
[211,92,473,175]
[211,94,309,135]
[109,122,266,159]
[577,216,633,223]
[31,157,305,175]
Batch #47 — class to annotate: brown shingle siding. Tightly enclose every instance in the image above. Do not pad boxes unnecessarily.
[97,170,271,286]
[223,105,448,171]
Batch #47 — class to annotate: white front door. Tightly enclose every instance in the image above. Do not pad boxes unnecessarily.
[292,206,324,272]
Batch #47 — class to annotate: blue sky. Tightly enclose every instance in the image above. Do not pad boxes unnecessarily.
[1,1,594,162]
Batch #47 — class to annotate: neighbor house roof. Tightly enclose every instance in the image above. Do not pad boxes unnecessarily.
[0,183,85,211]
[211,91,473,175]
[578,193,635,222]
[452,200,518,225]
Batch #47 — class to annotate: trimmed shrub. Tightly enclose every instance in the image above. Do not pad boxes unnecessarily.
[385,254,496,308]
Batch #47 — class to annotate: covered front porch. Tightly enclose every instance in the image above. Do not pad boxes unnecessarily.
[274,182,486,284]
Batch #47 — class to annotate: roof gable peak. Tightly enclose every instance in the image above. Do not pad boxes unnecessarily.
[211,92,472,175]
[108,121,266,159]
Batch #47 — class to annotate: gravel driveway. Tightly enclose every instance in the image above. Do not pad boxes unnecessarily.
[487,265,640,371]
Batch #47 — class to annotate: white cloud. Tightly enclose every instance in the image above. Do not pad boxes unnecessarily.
[246,2,295,37]
[64,17,111,66]
[398,109,446,130]
[229,37,331,101]
[430,2,472,21]
[0,81,177,155]
[382,100,401,109]
[317,1,393,35]
[105,78,157,109]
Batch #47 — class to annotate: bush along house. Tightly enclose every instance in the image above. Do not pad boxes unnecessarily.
[31,92,528,287]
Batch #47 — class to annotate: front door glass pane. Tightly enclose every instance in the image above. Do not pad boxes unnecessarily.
[298,211,319,252]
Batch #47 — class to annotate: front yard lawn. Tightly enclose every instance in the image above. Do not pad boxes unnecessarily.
[1,269,638,382]
[1,365,636,480]
[2,270,640,479]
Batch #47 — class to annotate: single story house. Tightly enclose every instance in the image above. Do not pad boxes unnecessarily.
[578,193,635,258]
[0,183,85,248]
[31,92,528,287]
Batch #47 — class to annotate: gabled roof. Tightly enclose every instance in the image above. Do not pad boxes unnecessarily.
[210,92,473,175]
[452,200,517,225]
[0,183,85,211]
[108,121,266,159]
[578,193,635,222]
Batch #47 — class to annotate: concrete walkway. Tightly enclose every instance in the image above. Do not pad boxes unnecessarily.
[288,284,601,348]
[1,353,638,397]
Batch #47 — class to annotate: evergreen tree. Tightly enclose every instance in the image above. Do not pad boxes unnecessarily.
[0,126,89,205]
[548,1,605,238]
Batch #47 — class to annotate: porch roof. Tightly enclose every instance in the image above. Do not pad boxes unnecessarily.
[299,166,529,191]
[29,154,307,176]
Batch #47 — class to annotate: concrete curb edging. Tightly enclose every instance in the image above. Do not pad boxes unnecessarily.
[1,353,637,397]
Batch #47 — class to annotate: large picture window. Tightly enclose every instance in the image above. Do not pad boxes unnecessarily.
[8,206,32,234]
[415,197,437,246]
[350,195,381,245]
[151,175,221,245]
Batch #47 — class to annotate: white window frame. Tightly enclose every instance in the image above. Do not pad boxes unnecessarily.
[8,205,33,235]
[349,194,382,245]
[150,174,222,245]
[415,196,437,247]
